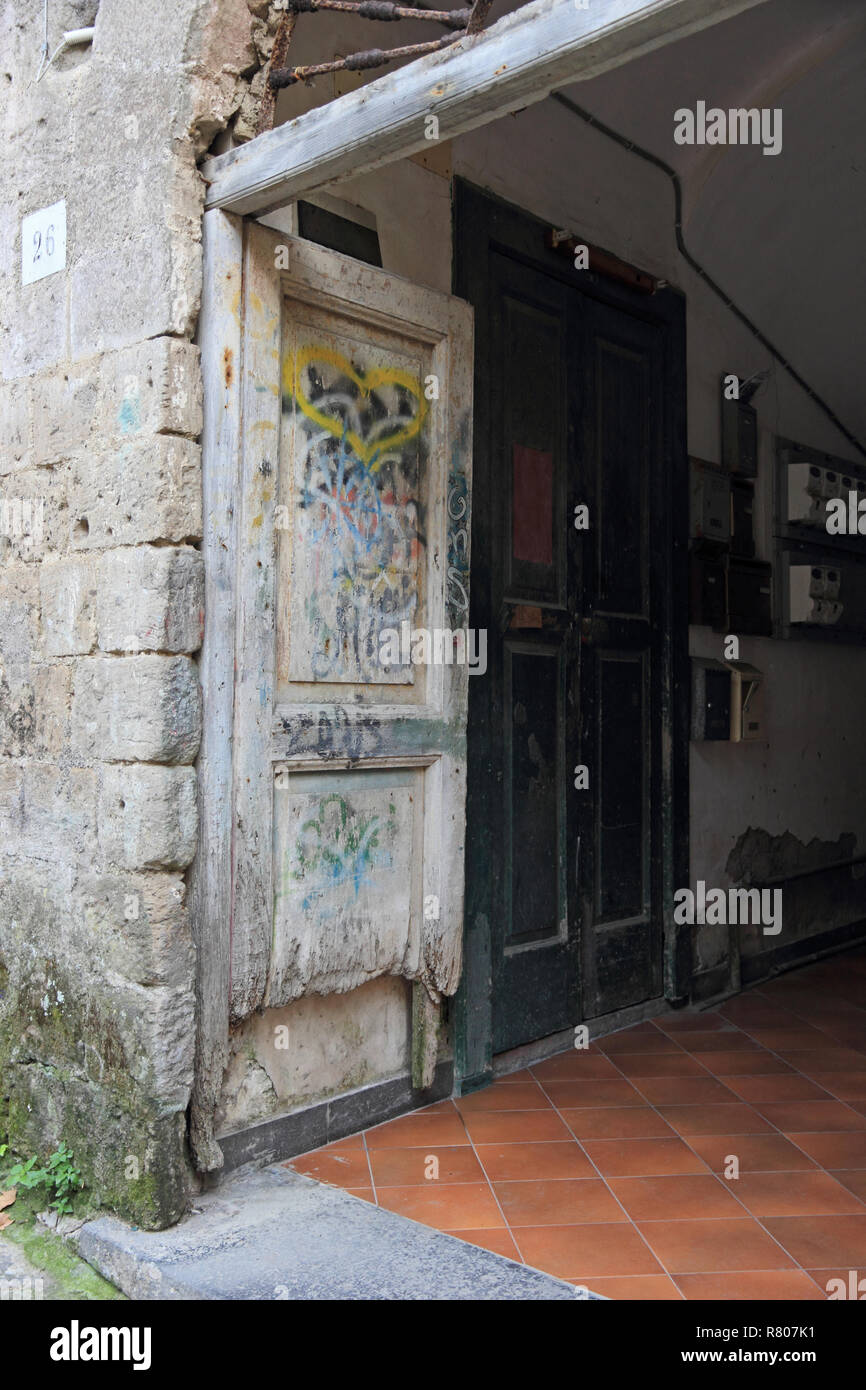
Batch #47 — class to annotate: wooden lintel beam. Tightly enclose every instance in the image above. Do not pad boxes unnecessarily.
[202,0,772,216]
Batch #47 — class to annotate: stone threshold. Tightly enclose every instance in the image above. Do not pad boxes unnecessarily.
[74,1165,602,1301]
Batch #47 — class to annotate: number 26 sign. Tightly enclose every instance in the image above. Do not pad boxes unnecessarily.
[22,200,66,286]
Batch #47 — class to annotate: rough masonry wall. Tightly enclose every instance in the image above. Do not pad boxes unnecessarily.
[0,0,256,1228]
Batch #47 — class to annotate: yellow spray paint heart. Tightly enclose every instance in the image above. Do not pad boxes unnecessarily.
[285,345,427,471]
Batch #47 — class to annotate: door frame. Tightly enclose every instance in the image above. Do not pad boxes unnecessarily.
[452,179,690,1093]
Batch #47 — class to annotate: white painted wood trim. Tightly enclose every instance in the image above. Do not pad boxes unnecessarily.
[202,0,771,215]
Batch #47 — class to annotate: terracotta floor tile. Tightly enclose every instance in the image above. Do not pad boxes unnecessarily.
[494,1178,627,1226]
[631,1076,739,1106]
[288,1148,371,1187]
[584,1274,683,1300]
[674,1271,825,1301]
[541,1078,645,1108]
[301,1135,365,1153]
[560,1106,674,1140]
[829,1169,866,1202]
[615,1053,709,1077]
[787,1131,866,1168]
[763,1214,866,1268]
[743,1027,838,1051]
[460,1109,575,1144]
[456,1081,551,1113]
[346,1188,375,1203]
[659,1103,773,1136]
[780,1049,866,1074]
[365,1112,469,1149]
[688,1133,818,1173]
[600,1028,682,1054]
[719,1001,800,1027]
[514,1222,663,1279]
[724,1074,832,1103]
[755,1100,866,1132]
[809,1072,866,1101]
[680,1032,761,1053]
[493,1068,537,1085]
[412,1099,460,1115]
[733,1170,866,1217]
[474,1141,596,1182]
[637,1217,797,1273]
[581,1137,708,1177]
[448,1228,523,1260]
[654,1012,729,1033]
[531,1052,621,1081]
[375,1182,504,1232]
[609,1174,744,1221]
[695,1052,793,1076]
[368,1145,484,1187]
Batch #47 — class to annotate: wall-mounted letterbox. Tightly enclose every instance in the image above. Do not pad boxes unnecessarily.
[690,460,731,544]
[728,558,772,635]
[691,658,765,742]
[690,658,731,740]
[689,550,727,628]
[727,660,764,742]
[722,391,758,477]
[731,477,756,557]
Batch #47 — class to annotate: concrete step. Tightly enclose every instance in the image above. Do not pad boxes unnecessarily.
[75,1164,603,1301]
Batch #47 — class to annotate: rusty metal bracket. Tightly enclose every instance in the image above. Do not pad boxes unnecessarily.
[267,0,490,91]
[270,35,459,87]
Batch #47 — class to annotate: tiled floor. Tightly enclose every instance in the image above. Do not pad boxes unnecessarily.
[286,949,866,1299]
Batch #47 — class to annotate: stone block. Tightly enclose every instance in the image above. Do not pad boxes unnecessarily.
[99,764,198,870]
[68,437,202,548]
[40,555,98,655]
[97,545,203,653]
[71,655,201,763]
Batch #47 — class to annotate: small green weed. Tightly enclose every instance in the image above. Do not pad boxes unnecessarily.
[4,1143,85,1216]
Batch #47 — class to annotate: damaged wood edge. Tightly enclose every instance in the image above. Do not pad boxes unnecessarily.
[411,981,440,1089]
[229,220,282,1024]
[189,208,244,1173]
[203,0,773,215]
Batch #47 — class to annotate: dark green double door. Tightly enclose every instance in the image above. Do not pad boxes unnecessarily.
[456,182,688,1069]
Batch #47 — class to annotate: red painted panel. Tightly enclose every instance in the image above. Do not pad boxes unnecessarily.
[512,445,554,566]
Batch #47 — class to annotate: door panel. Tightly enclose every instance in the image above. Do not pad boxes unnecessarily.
[488,252,576,1053]
[456,182,687,1074]
[230,226,473,1076]
[578,297,664,1017]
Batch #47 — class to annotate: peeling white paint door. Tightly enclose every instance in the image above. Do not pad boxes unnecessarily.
[230,225,473,1081]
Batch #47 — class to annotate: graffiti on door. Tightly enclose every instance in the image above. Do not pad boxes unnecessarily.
[284,345,427,683]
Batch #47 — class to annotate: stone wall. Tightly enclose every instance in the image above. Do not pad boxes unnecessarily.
[0,0,256,1228]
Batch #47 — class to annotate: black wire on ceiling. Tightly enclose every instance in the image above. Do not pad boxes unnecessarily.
[551,90,866,461]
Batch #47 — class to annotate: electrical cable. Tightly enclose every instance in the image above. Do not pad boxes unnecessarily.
[551,90,866,460]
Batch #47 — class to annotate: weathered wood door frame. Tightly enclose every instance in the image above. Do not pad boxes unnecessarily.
[453,180,690,1093]
[190,210,474,1170]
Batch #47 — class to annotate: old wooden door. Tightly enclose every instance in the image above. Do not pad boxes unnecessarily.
[455,182,688,1080]
[222,224,474,1079]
